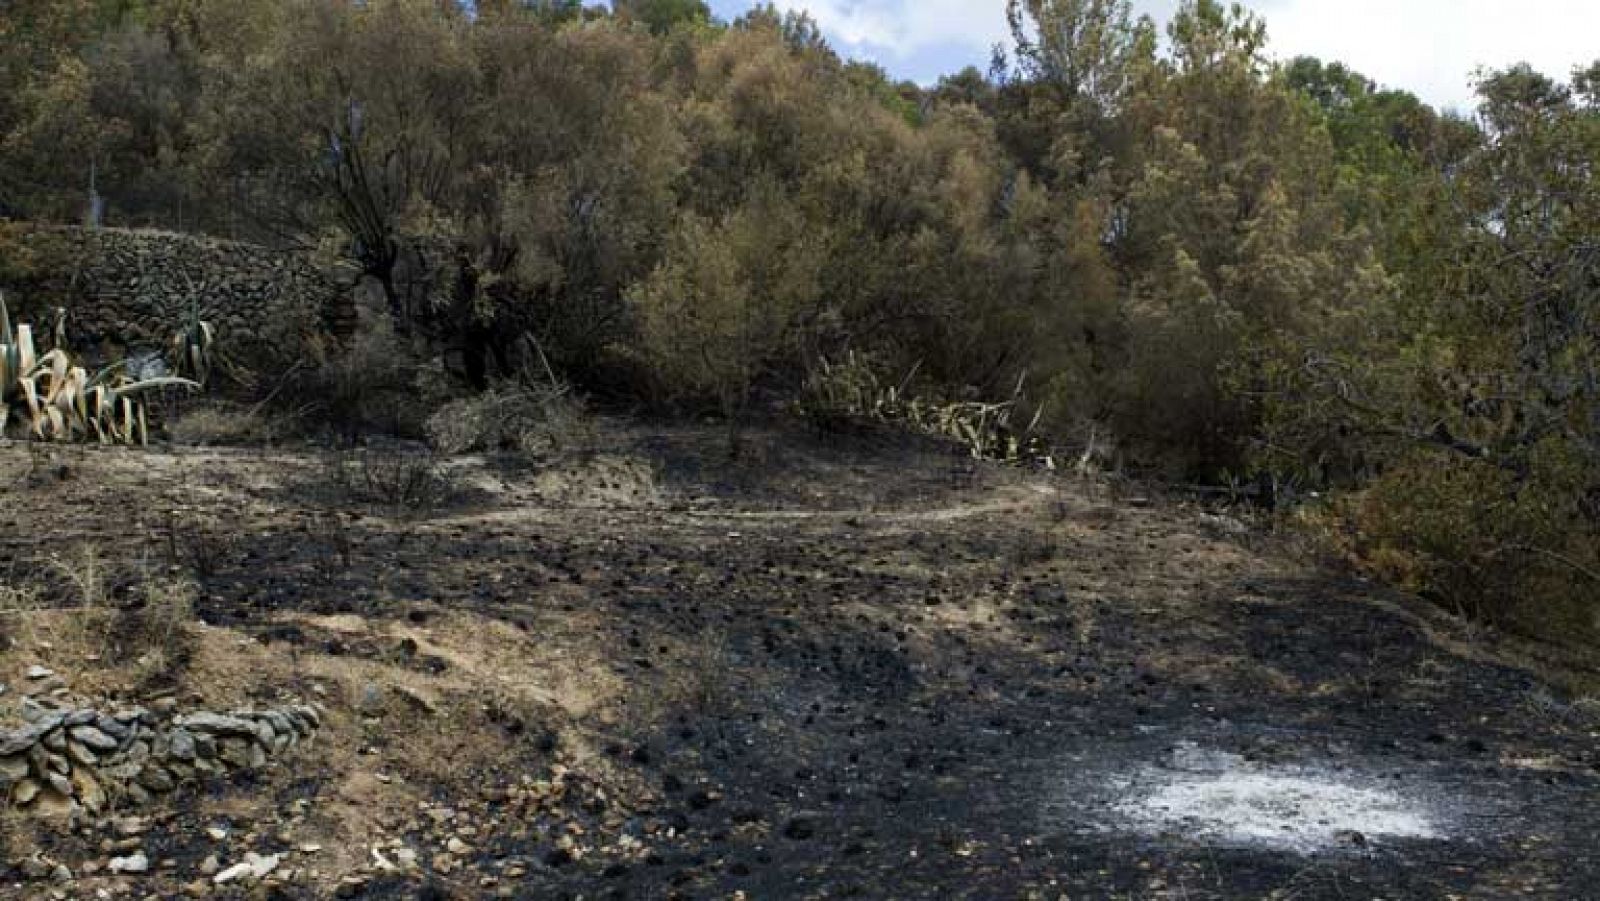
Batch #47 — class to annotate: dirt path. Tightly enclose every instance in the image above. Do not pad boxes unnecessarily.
[2,426,1598,899]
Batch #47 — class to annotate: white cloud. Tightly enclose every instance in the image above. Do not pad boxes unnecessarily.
[1257,0,1596,112]
[718,0,1597,111]
[762,0,1010,61]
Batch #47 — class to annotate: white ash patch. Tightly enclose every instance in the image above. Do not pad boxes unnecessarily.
[1110,744,1444,854]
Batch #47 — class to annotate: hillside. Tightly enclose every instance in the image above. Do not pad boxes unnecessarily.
[3,424,1597,899]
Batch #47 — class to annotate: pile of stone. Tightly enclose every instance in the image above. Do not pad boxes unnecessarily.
[1,700,322,819]
[0,223,347,354]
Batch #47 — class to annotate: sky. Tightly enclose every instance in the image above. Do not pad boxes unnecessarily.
[705,0,1599,114]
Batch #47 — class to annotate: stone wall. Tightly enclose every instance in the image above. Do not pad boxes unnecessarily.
[0,697,322,819]
[0,224,349,356]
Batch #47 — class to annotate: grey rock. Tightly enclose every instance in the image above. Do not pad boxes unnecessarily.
[66,741,99,767]
[0,754,28,782]
[69,724,119,751]
[19,698,55,723]
[136,766,175,793]
[0,717,63,755]
[179,712,260,737]
[41,728,67,752]
[167,728,197,761]
[43,771,72,796]
[95,715,130,740]
[64,710,96,727]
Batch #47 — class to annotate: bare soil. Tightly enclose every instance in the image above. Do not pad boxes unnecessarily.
[2,422,1598,899]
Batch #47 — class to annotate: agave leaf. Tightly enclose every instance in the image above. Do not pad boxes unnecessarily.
[16,324,35,374]
[91,359,130,383]
[0,292,12,347]
[112,376,199,398]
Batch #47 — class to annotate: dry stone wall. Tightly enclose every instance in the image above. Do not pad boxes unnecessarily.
[0,224,348,355]
[0,697,322,819]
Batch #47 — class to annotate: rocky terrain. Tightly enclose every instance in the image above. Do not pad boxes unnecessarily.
[2,423,1598,899]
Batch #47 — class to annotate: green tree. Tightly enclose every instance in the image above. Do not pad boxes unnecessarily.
[614,0,710,34]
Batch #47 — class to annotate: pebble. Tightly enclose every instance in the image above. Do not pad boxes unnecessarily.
[213,852,279,884]
[26,665,55,680]
[108,852,149,874]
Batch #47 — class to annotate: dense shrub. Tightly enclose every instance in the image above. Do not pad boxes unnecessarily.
[2,0,1596,639]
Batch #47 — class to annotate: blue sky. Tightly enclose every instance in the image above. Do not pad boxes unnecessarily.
[706,0,1598,113]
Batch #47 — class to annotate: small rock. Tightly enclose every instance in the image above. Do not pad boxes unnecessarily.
[12,778,41,804]
[168,728,197,761]
[212,851,280,884]
[108,852,150,874]
[213,862,254,884]
[43,771,73,796]
[137,765,176,793]
[69,725,119,751]
[19,697,54,723]
[355,684,385,717]
[66,741,100,767]
[446,837,470,855]
[32,788,76,817]
[26,665,55,680]
[72,768,106,813]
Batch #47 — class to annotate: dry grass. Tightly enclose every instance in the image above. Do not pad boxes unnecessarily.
[116,576,197,682]
[0,544,198,691]
[0,569,116,667]
[168,401,274,446]
[426,381,593,456]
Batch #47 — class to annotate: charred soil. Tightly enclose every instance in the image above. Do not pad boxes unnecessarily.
[2,422,1598,899]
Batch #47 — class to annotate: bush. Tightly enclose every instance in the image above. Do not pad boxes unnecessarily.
[322,448,456,511]
[1339,446,1600,640]
[276,319,436,442]
[426,380,591,456]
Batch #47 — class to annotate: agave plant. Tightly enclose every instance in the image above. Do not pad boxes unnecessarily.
[169,298,216,385]
[1,291,197,445]
[0,291,37,437]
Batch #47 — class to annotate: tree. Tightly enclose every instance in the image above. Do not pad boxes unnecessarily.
[1004,0,1153,116]
[613,0,709,34]
[630,181,828,454]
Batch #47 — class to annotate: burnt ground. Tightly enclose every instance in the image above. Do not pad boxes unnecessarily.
[2,421,1599,900]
